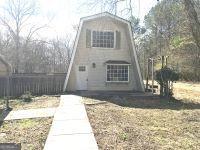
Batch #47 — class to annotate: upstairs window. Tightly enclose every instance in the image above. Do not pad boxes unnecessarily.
[92,31,114,48]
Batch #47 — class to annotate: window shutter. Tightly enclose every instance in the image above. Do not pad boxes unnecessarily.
[86,29,91,48]
[116,31,121,49]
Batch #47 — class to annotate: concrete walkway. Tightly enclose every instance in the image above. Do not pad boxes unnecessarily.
[0,107,56,121]
[44,95,98,150]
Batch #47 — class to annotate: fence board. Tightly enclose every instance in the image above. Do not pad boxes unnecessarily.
[0,73,66,97]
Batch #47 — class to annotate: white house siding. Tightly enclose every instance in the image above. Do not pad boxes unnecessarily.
[67,16,143,91]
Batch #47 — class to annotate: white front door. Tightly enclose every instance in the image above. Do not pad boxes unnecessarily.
[76,65,88,90]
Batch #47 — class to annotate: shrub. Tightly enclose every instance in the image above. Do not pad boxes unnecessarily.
[21,91,33,102]
[155,67,179,98]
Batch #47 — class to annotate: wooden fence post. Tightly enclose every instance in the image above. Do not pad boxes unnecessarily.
[146,59,149,91]
[5,66,12,110]
[5,74,11,110]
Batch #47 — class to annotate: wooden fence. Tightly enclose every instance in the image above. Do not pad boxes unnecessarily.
[0,73,66,97]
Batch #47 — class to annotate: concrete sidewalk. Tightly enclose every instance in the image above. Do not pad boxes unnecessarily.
[0,107,56,121]
[43,95,98,150]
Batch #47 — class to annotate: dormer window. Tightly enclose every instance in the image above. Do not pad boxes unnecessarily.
[92,31,114,48]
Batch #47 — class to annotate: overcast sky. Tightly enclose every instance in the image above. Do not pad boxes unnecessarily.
[0,0,157,39]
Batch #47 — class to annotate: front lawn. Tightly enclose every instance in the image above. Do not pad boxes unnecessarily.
[0,118,52,150]
[84,82,200,150]
[0,95,60,111]
[0,96,58,149]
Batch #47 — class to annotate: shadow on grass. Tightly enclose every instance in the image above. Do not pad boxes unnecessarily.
[0,108,12,127]
[79,94,200,110]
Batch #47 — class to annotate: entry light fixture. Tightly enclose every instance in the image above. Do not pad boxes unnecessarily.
[92,63,96,68]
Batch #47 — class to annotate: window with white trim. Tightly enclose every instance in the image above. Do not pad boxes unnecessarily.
[106,65,129,82]
[92,31,114,48]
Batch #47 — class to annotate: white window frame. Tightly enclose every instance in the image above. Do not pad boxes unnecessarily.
[91,30,116,49]
[106,64,130,83]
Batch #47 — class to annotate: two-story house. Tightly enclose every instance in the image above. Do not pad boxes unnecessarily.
[63,12,145,92]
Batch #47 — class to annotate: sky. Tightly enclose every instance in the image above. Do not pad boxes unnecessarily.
[0,0,157,39]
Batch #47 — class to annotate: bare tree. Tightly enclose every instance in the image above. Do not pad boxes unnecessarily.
[84,0,142,18]
[82,0,126,15]
[51,36,72,73]
[0,0,46,72]
[63,36,72,69]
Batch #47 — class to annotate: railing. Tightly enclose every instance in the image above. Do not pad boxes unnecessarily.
[0,73,66,97]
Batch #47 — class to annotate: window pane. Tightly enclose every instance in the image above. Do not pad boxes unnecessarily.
[106,65,128,82]
[79,66,86,71]
[92,31,114,48]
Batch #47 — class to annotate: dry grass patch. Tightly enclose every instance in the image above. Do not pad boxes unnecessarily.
[0,117,52,150]
[84,82,200,150]
[174,82,200,103]
[0,95,60,111]
[86,99,200,150]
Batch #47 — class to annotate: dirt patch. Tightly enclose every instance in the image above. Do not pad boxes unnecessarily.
[0,95,60,110]
[0,118,52,150]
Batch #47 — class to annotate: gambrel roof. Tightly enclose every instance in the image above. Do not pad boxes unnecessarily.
[63,12,144,92]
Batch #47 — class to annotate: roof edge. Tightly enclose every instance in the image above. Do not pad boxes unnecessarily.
[80,12,131,25]
[105,60,131,64]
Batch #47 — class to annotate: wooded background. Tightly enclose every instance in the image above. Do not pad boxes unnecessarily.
[0,0,72,74]
[0,0,199,81]
[85,0,200,81]
[137,0,200,81]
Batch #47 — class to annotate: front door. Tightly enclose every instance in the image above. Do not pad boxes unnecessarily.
[76,65,88,90]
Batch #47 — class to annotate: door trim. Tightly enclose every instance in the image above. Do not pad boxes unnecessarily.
[76,65,88,90]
